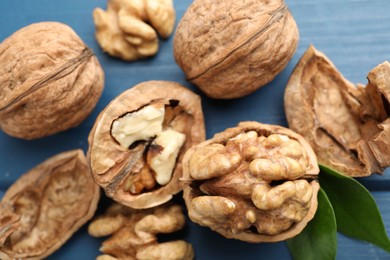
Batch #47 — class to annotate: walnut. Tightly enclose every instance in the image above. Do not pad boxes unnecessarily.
[93,0,176,61]
[284,45,390,177]
[88,203,194,260]
[0,22,104,140]
[181,121,319,242]
[0,150,100,259]
[88,81,205,209]
[173,0,299,99]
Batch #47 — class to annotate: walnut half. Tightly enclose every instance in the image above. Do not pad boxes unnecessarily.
[0,150,100,259]
[88,81,205,209]
[284,45,390,177]
[181,121,319,242]
[88,203,194,260]
[93,0,176,61]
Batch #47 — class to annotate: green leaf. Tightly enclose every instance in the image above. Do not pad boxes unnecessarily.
[287,188,337,260]
[319,164,390,253]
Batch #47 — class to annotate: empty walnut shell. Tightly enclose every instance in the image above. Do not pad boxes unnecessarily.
[0,22,104,139]
[284,45,390,177]
[88,81,205,209]
[182,121,319,242]
[173,0,299,99]
[0,150,100,259]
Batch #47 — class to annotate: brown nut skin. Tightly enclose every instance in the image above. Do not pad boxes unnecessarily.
[284,45,390,177]
[173,0,299,99]
[181,121,319,243]
[0,150,100,260]
[88,203,194,260]
[0,22,104,139]
[88,81,205,209]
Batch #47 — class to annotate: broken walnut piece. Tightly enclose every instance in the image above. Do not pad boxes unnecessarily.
[88,81,205,209]
[182,121,319,242]
[93,0,176,60]
[88,203,194,260]
[0,150,100,259]
[284,45,390,177]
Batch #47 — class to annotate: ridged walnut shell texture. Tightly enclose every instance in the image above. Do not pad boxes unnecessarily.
[0,22,104,139]
[88,81,205,209]
[0,150,100,260]
[173,0,299,99]
[284,45,390,177]
[182,121,319,242]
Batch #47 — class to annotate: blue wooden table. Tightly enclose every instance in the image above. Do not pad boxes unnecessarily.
[0,0,389,259]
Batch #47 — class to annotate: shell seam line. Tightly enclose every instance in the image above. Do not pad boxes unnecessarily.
[188,4,288,81]
[0,47,94,113]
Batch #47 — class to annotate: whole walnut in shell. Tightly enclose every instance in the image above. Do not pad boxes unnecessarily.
[182,121,319,242]
[88,203,194,260]
[173,0,299,99]
[284,45,390,177]
[0,150,100,259]
[0,22,104,139]
[88,81,205,209]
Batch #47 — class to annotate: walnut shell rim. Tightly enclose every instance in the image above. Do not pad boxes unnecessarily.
[88,81,205,209]
[181,121,319,242]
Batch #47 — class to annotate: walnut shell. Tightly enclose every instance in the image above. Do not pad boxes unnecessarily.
[284,45,390,177]
[0,150,100,259]
[0,22,104,139]
[173,0,299,99]
[182,121,319,242]
[88,81,205,209]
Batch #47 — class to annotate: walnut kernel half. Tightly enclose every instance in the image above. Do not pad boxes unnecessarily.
[88,203,194,260]
[93,0,176,61]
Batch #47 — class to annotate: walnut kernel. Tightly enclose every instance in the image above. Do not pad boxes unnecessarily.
[182,122,319,242]
[88,203,194,260]
[93,0,176,60]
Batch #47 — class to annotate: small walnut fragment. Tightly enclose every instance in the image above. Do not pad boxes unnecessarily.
[88,81,205,209]
[93,0,176,61]
[284,45,390,177]
[88,203,194,260]
[0,150,100,259]
[0,22,104,139]
[174,0,299,99]
[182,121,319,242]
